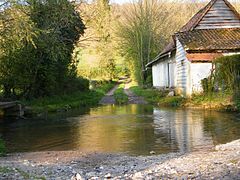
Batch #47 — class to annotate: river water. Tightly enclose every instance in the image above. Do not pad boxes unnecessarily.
[0,105,240,156]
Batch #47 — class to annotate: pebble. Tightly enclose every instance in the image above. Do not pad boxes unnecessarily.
[0,140,240,180]
[71,173,84,180]
[104,173,112,179]
[150,151,156,155]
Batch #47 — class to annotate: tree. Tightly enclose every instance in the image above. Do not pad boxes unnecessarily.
[0,0,85,98]
[117,0,165,84]
[0,3,38,97]
[116,0,203,85]
[76,0,117,81]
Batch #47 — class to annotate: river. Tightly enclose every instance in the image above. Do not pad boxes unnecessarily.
[0,104,240,156]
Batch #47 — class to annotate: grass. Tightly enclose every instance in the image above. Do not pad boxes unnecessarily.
[24,81,115,113]
[130,86,185,107]
[186,92,235,111]
[158,96,186,107]
[114,84,128,105]
[130,86,167,104]
[129,86,235,110]
[0,138,6,156]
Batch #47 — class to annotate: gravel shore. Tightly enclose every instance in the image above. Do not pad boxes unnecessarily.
[0,140,239,179]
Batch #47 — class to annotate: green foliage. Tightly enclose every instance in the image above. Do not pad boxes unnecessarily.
[90,80,115,93]
[189,92,236,111]
[114,85,128,104]
[0,0,85,99]
[236,99,240,111]
[158,96,185,107]
[130,86,185,107]
[214,55,240,109]
[130,86,166,104]
[145,74,153,88]
[64,77,89,93]
[201,75,215,94]
[76,0,117,81]
[215,55,240,92]
[25,81,115,112]
[0,138,6,156]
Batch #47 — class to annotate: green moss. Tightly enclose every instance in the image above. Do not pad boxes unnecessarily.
[114,84,128,105]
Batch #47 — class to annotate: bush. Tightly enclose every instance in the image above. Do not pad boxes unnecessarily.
[215,55,240,107]
[145,75,153,88]
[201,75,215,94]
[215,55,240,92]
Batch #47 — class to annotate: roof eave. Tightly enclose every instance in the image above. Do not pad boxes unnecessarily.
[146,48,176,67]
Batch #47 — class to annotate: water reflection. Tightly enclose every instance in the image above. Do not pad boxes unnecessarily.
[0,105,239,155]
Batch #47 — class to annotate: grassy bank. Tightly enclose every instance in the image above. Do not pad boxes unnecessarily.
[24,81,115,113]
[130,86,238,111]
[186,92,236,111]
[114,84,128,104]
[130,86,166,104]
[131,86,185,107]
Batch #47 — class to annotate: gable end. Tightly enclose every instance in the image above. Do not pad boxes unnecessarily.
[195,0,240,29]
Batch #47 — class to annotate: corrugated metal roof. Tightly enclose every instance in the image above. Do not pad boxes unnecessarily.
[147,0,240,67]
[176,28,240,52]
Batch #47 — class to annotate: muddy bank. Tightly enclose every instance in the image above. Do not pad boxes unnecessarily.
[0,140,239,179]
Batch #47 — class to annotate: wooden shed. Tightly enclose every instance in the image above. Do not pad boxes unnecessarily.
[147,0,240,96]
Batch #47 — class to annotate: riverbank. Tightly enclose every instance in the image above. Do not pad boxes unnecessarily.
[23,81,115,114]
[130,86,239,111]
[0,140,239,179]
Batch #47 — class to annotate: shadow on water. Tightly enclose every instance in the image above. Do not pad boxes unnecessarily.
[0,105,240,156]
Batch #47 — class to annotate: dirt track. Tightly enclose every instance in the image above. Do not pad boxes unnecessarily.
[99,83,147,105]
[99,84,119,105]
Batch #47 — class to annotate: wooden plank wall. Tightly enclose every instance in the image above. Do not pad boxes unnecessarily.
[196,0,240,29]
[175,38,190,96]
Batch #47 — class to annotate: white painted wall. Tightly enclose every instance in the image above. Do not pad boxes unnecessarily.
[152,56,176,88]
[223,52,240,56]
[152,60,168,87]
[169,61,176,88]
[152,64,160,87]
[191,63,212,93]
[175,38,191,96]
